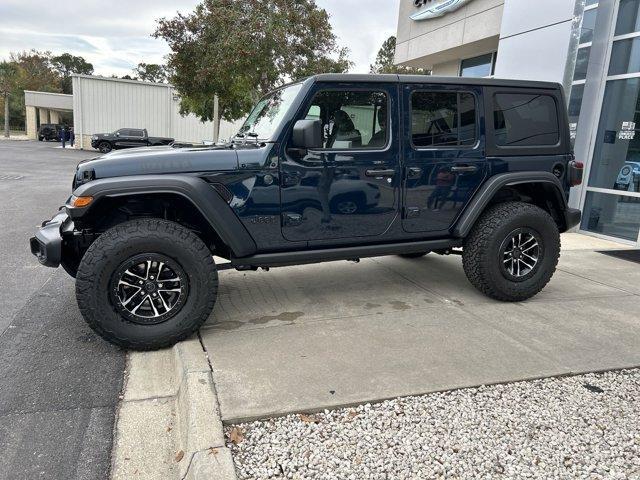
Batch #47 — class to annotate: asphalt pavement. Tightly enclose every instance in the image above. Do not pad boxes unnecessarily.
[0,140,125,480]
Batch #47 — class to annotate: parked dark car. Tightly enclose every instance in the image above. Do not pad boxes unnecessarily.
[38,123,62,141]
[90,128,174,153]
[31,74,583,350]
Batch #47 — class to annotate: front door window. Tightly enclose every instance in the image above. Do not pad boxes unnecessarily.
[279,86,399,242]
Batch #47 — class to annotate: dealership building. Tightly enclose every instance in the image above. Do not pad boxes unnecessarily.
[396,0,640,246]
[24,75,241,150]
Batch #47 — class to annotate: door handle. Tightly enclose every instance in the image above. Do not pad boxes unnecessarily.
[365,169,395,177]
[451,165,478,173]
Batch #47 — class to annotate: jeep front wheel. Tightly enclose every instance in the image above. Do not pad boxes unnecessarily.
[462,202,560,302]
[75,219,218,350]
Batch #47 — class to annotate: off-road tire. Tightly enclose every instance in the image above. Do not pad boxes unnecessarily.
[76,218,218,350]
[462,202,560,302]
[399,251,431,258]
[98,141,112,153]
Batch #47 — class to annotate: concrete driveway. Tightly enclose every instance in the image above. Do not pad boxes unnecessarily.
[200,235,640,423]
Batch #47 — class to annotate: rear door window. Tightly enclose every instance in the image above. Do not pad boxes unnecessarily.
[493,93,560,147]
[410,91,477,148]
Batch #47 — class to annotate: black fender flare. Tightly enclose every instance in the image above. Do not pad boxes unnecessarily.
[68,175,257,257]
[452,172,580,237]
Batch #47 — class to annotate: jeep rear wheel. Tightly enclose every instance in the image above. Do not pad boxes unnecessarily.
[462,202,560,302]
[75,218,218,350]
[98,141,112,153]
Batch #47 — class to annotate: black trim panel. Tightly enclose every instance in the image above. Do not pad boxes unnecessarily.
[452,172,576,237]
[70,175,257,257]
[30,210,69,267]
[232,238,461,268]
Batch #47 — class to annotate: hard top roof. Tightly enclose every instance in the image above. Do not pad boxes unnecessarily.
[309,73,561,90]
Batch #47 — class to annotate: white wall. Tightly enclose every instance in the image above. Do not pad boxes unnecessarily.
[395,0,503,69]
[494,0,577,83]
[72,75,242,147]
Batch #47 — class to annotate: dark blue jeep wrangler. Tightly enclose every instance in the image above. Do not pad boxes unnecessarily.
[30,74,583,350]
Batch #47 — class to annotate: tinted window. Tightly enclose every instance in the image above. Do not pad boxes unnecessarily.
[131,129,145,137]
[460,53,494,78]
[303,90,388,149]
[573,47,591,81]
[493,93,560,147]
[580,8,597,44]
[411,92,477,147]
[616,0,640,35]
[609,37,640,75]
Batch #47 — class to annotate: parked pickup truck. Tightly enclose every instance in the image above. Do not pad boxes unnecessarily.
[91,128,174,153]
[31,74,583,350]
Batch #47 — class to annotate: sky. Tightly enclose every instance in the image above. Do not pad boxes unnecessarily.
[0,0,401,77]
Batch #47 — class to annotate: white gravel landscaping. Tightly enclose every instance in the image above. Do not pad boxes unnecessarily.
[226,370,640,479]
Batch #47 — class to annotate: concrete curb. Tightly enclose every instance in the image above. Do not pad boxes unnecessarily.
[111,337,237,480]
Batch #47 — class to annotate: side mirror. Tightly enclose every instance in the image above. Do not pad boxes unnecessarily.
[115,132,120,137]
[291,119,322,150]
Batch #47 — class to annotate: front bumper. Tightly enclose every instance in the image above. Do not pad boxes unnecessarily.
[565,207,582,230]
[30,210,71,268]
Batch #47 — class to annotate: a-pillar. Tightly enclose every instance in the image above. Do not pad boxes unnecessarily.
[38,108,49,126]
[49,110,60,124]
[26,106,37,140]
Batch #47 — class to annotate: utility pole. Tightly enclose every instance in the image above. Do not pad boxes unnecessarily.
[3,92,9,138]
[213,95,220,143]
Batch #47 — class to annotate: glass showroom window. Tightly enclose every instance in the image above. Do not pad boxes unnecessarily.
[460,53,495,78]
[580,0,640,245]
[569,3,598,145]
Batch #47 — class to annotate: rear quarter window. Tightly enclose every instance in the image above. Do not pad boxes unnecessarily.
[493,93,560,147]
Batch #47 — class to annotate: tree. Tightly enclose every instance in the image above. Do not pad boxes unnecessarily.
[2,51,61,131]
[51,53,94,93]
[0,62,19,137]
[154,0,353,122]
[10,50,60,93]
[134,63,170,83]
[370,36,429,75]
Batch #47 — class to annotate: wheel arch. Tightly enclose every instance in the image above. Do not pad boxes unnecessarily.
[68,175,257,258]
[453,172,574,238]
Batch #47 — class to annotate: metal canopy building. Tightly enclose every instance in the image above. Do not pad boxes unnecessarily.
[395,0,640,247]
[71,75,242,149]
[24,90,73,139]
[24,75,242,149]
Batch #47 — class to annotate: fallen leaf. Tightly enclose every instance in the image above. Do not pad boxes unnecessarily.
[175,450,185,462]
[299,413,320,424]
[166,426,172,432]
[347,410,358,420]
[229,426,244,445]
[208,447,219,456]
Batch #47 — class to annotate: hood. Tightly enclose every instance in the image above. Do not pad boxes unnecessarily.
[76,144,241,181]
[75,142,273,184]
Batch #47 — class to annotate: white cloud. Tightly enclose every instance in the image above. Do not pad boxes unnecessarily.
[0,0,401,77]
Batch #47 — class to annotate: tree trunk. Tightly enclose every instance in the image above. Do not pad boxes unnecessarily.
[3,93,9,138]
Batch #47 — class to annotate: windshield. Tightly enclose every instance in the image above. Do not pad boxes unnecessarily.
[237,83,304,140]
